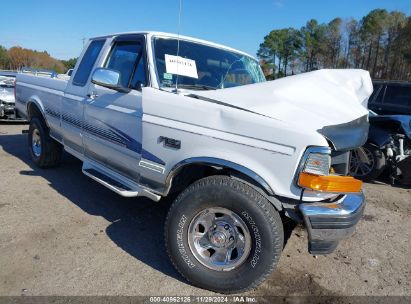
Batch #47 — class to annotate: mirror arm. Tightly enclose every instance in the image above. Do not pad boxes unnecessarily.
[116,87,131,93]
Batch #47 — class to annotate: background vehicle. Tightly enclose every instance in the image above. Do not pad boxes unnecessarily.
[350,111,411,184]
[0,71,20,120]
[58,69,74,81]
[0,69,61,121]
[15,31,370,293]
[368,80,411,116]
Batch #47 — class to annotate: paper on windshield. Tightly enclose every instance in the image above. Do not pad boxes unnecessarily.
[165,54,198,79]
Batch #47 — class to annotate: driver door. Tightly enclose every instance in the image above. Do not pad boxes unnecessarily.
[82,35,148,181]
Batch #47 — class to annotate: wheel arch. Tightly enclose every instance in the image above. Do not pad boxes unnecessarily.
[26,97,47,125]
[164,157,275,197]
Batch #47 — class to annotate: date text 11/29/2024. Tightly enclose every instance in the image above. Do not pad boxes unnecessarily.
[149,296,257,303]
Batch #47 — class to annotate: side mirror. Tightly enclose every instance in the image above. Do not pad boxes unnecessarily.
[91,68,130,93]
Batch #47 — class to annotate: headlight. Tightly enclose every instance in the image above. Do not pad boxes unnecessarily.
[302,153,331,176]
[297,147,362,193]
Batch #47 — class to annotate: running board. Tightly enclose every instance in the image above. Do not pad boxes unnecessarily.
[82,162,161,202]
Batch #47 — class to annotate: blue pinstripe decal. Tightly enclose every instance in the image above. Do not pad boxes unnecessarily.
[62,112,82,128]
[109,125,166,166]
[45,106,60,119]
[59,111,165,166]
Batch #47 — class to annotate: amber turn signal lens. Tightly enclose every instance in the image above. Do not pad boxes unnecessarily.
[298,172,362,193]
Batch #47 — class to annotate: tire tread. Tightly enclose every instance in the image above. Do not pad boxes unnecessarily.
[165,175,283,293]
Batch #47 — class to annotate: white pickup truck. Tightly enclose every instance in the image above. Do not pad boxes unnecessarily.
[15,31,371,293]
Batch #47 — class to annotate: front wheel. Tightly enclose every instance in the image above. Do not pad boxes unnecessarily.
[165,175,284,293]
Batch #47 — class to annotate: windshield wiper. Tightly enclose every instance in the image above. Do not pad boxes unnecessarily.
[176,84,216,90]
[161,83,216,91]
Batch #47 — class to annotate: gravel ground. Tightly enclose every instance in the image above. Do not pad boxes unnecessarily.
[0,123,410,297]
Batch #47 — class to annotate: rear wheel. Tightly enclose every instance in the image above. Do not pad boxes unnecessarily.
[165,175,284,293]
[28,117,62,168]
[350,143,386,181]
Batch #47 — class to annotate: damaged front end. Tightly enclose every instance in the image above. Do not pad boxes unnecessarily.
[318,115,369,151]
[293,114,370,255]
[372,115,411,184]
[294,145,365,254]
[387,132,411,184]
[351,114,411,184]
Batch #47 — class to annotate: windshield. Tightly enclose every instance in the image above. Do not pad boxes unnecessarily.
[153,37,265,90]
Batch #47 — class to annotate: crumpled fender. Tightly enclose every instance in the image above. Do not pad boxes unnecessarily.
[368,125,393,148]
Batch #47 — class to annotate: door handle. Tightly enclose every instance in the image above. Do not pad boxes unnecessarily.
[87,92,98,100]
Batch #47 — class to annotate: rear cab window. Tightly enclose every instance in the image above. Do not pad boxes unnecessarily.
[72,40,105,87]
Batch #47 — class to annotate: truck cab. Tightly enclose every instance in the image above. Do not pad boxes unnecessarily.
[15,31,371,293]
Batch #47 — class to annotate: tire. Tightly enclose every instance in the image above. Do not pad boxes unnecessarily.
[165,175,284,293]
[28,117,62,168]
[350,143,386,181]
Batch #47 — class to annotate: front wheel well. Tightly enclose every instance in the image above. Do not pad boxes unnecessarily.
[166,161,274,199]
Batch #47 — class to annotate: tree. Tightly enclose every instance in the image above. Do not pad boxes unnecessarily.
[258,28,302,78]
[300,19,328,71]
[61,57,78,71]
[6,46,65,73]
[7,47,29,70]
[384,12,408,78]
[280,28,302,75]
[360,9,389,77]
[391,17,411,79]
[257,8,411,81]
[0,45,9,69]
[325,18,343,68]
[343,18,360,68]
[257,30,285,78]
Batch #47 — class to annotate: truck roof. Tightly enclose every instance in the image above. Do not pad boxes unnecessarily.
[90,31,256,60]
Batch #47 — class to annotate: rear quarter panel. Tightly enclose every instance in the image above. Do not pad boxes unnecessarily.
[16,74,68,139]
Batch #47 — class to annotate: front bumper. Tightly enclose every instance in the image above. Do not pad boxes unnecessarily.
[0,102,15,116]
[0,102,24,121]
[299,192,365,254]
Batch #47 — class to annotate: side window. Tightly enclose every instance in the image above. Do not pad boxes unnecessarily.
[105,40,146,89]
[72,40,105,86]
[383,85,411,107]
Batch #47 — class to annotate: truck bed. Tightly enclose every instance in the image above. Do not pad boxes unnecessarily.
[15,73,68,118]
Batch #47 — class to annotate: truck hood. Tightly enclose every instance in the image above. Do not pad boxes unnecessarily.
[193,69,372,150]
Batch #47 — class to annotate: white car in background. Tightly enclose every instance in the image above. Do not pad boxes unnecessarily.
[0,73,19,120]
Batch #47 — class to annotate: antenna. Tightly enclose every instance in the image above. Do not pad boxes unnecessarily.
[175,0,182,92]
